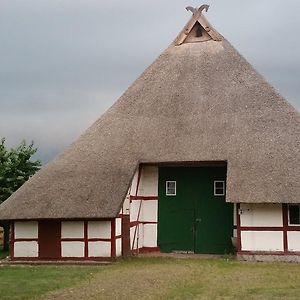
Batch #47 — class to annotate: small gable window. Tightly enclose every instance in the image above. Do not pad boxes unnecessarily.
[289,205,300,225]
[184,22,211,44]
[166,181,176,196]
[214,181,225,196]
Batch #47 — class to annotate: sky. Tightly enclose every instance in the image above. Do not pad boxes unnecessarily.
[0,0,299,163]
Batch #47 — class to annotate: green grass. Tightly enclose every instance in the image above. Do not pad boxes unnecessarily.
[1,257,300,299]
[0,265,101,300]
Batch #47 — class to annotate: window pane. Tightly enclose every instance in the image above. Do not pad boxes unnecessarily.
[166,181,176,196]
[215,182,224,189]
[289,205,300,225]
[214,181,225,196]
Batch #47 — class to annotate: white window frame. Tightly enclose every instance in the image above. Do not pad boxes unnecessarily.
[288,204,300,226]
[166,181,176,196]
[214,180,225,196]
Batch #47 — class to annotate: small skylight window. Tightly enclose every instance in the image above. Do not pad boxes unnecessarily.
[166,181,176,196]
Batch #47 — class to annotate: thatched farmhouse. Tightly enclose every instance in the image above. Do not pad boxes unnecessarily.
[0,5,299,262]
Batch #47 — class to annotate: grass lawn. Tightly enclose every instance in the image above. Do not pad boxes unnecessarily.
[1,256,300,299]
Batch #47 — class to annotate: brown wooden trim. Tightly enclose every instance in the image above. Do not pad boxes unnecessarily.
[240,226,283,231]
[118,214,128,217]
[111,219,116,258]
[61,238,86,242]
[121,215,130,257]
[142,221,157,225]
[130,221,158,228]
[236,203,241,252]
[286,226,300,231]
[88,238,112,242]
[239,226,300,232]
[130,221,139,227]
[138,247,160,253]
[11,218,115,222]
[282,204,288,253]
[130,196,158,201]
[61,237,117,242]
[141,161,227,167]
[84,221,88,258]
[10,256,116,262]
[238,250,300,256]
[13,238,38,242]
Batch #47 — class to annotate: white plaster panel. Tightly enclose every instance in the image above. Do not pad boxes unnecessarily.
[138,224,143,249]
[240,204,283,227]
[14,241,38,257]
[61,221,84,238]
[61,241,84,257]
[142,200,158,222]
[138,166,158,196]
[143,224,157,247]
[131,224,143,249]
[116,218,122,236]
[88,241,111,257]
[287,232,300,252]
[241,231,283,251]
[122,195,130,215]
[130,169,139,196]
[130,226,138,250]
[116,238,122,256]
[15,221,38,239]
[88,221,111,239]
[130,200,142,222]
[233,229,237,238]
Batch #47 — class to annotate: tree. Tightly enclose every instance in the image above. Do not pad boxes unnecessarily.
[0,138,41,251]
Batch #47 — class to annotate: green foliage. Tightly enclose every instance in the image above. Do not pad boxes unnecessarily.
[0,138,41,204]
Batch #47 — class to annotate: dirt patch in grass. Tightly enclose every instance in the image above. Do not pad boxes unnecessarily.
[40,257,300,300]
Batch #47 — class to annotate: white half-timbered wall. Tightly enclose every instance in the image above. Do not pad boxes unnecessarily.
[12,219,122,259]
[127,166,158,252]
[238,203,300,254]
[14,221,38,257]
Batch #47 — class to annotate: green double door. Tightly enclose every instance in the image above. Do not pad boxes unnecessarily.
[158,166,233,254]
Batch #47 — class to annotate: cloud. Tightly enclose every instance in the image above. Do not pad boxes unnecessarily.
[0,0,299,163]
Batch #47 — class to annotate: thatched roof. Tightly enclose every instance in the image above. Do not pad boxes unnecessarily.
[0,7,299,220]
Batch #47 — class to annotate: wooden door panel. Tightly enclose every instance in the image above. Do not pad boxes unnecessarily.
[158,166,234,254]
[39,221,61,259]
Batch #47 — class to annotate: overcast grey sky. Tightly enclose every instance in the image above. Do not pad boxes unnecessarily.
[0,0,299,163]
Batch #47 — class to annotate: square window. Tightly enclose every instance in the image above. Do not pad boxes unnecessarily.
[214,181,225,196]
[289,205,300,225]
[166,181,176,196]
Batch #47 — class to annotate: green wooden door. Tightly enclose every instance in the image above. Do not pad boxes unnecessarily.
[158,166,233,254]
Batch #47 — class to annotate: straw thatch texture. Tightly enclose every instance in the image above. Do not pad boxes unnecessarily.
[0,30,299,220]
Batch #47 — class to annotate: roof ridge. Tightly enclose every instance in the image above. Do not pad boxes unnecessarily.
[175,4,222,45]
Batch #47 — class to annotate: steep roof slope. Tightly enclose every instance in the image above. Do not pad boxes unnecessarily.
[0,8,299,220]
